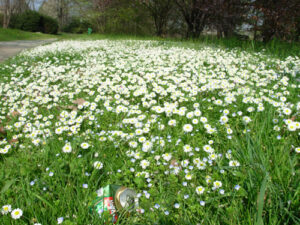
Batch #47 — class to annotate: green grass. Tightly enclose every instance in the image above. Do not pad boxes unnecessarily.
[1,28,299,59]
[0,38,299,225]
[0,28,56,41]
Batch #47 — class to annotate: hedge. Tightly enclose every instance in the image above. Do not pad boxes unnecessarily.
[9,10,58,34]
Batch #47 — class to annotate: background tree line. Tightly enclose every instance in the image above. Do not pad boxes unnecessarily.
[1,0,299,42]
[0,0,58,34]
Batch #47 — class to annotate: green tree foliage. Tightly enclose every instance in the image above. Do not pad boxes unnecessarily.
[72,0,152,35]
[10,10,42,32]
[103,0,152,35]
[9,10,58,34]
[41,15,59,34]
[63,18,93,33]
[50,0,300,41]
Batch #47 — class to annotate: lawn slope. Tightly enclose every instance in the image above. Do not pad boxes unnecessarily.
[0,28,55,41]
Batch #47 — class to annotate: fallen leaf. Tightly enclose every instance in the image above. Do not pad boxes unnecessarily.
[0,126,6,134]
[73,98,86,105]
[65,105,78,111]
[171,159,179,167]
[12,111,20,117]
[9,138,18,144]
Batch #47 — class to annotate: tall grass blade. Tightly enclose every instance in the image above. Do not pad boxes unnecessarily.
[256,173,269,225]
[32,193,54,209]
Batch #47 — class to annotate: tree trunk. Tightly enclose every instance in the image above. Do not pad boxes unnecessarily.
[186,23,202,39]
[223,22,234,37]
[216,25,223,38]
[154,15,164,37]
[296,20,300,41]
[56,0,69,31]
[2,0,11,28]
[253,17,258,41]
[261,19,275,42]
[185,15,206,39]
[57,0,63,30]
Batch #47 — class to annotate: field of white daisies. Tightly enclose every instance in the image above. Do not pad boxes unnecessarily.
[0,39,299,225]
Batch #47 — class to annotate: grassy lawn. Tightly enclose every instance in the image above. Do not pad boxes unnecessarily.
[1,27,300,59]
[0,28,56,41]
[58,33,300,59]
[0,37,299,224]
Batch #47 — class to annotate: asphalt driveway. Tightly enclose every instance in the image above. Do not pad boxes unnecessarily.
[0,39,57,62]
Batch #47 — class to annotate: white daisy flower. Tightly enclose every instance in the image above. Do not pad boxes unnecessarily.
[11,208,23,219]
[93,161,103,170]
[196,186,205,195]
[1,205,12,215]
[140,160,150,169]
[62,142,72,153]
[81,142,90,149]
[183,124,193,132]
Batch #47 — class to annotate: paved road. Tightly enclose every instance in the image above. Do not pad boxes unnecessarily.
[0,39,57,62]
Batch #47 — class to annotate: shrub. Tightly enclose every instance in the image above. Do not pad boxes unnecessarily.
[10,11,40,31]
[9,10,58,34]
[0,13,3,28]
[9,14,22,29]
[41,15,58,34]
[10,10,42,32]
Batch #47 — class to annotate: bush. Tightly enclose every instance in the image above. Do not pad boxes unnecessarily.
[63,18,93,34]
[10,10,42,32]
[41,15,58,34]
[23,11,42,32]
[9,10,58,34]
[0,14,3,28]
[9,14,21,29]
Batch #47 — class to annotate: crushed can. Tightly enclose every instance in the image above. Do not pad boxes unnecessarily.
[90,184,138,223]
